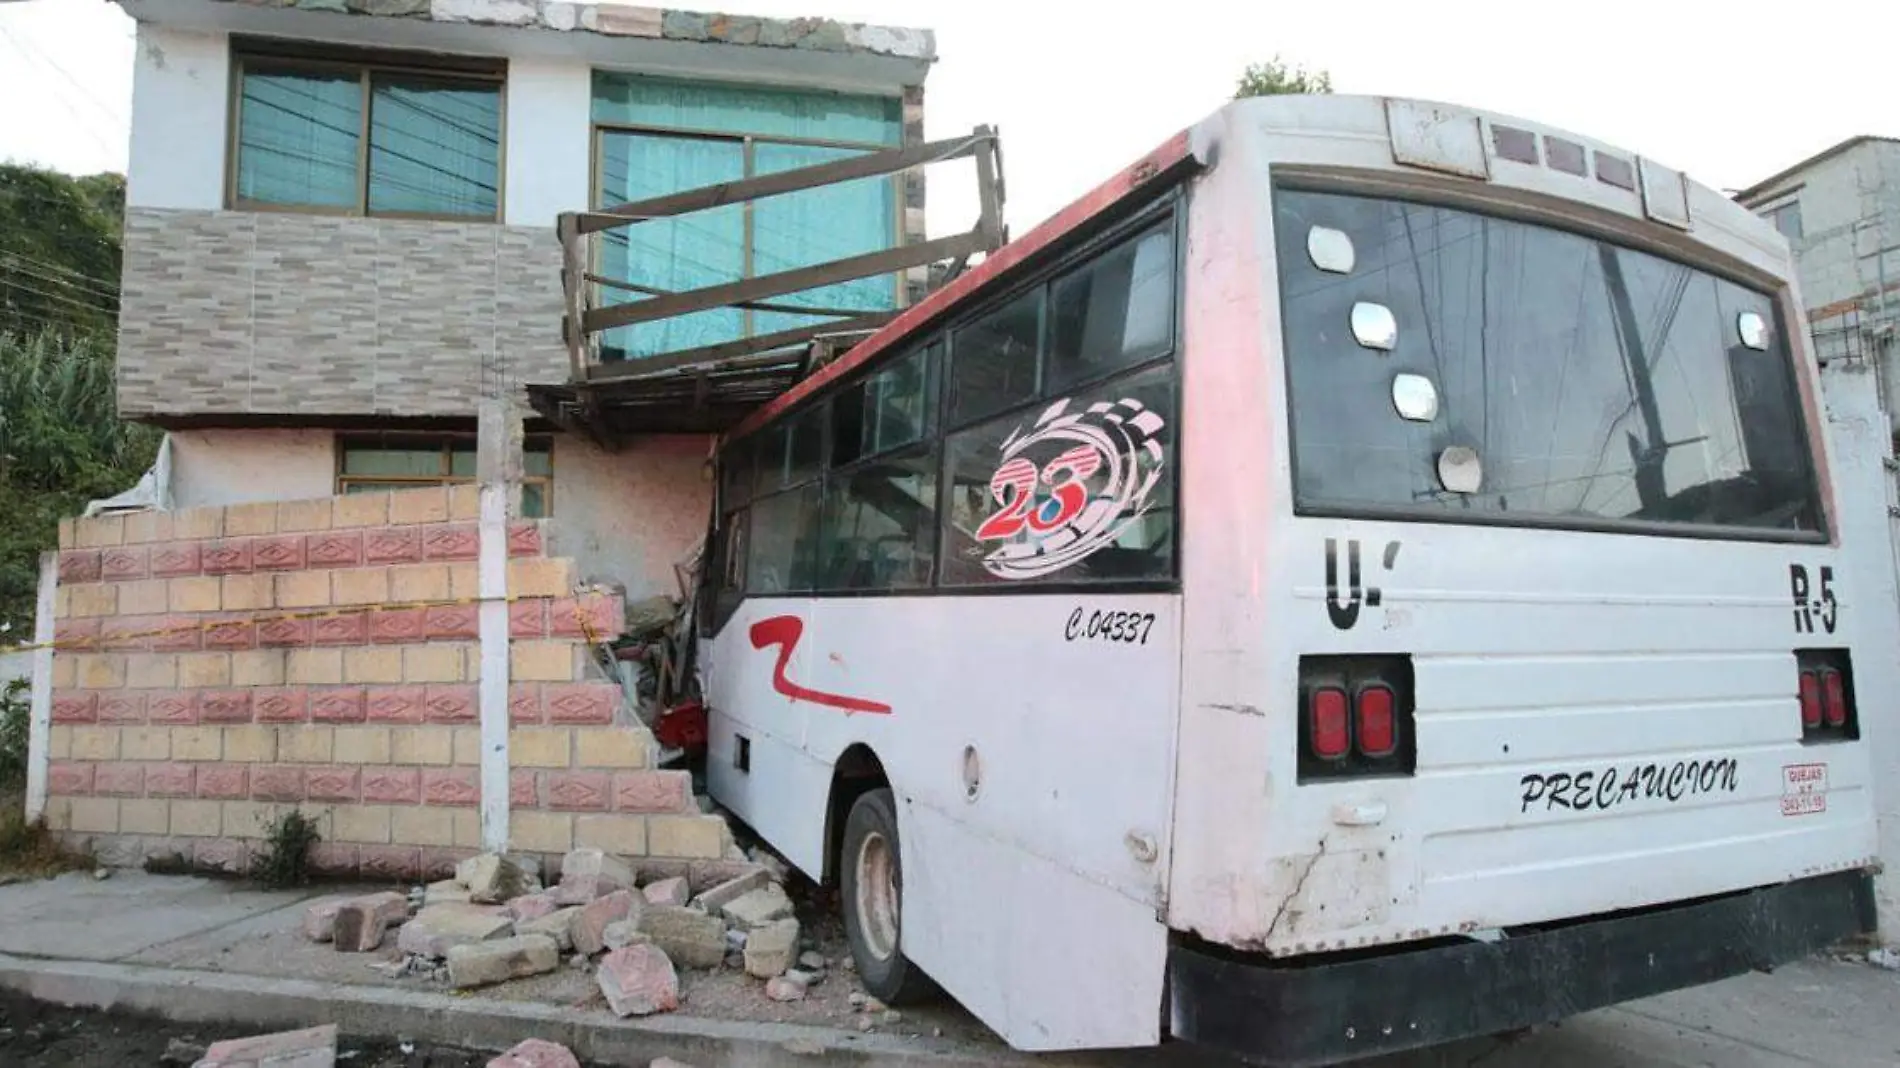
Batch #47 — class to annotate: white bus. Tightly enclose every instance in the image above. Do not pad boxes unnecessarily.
[693,95,1881,1064]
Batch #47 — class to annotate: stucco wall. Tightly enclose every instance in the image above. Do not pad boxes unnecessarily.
[550,435,712,600]
[127,24,228,213]
[169,429,335,509]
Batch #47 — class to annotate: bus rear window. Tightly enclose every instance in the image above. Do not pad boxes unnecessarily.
[1274,189,1823,538]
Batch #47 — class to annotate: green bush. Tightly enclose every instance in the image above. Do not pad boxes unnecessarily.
[0,678,28,793]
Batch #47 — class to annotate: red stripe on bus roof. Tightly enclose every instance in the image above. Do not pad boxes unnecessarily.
[724,128,1198,442]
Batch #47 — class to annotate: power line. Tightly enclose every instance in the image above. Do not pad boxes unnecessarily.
[0,253,119,300]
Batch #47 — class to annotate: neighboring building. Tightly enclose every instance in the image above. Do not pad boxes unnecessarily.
[1735,136,1900,434]
[36,0,933,877]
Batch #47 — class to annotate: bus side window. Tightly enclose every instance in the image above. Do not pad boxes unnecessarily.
[748,483,822,595]
[1047,221,1175,391]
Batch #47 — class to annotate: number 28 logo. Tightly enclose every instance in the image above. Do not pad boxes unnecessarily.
[973,394,1166,580]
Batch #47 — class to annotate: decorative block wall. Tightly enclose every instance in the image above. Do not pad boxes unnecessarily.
[43,486,731,878]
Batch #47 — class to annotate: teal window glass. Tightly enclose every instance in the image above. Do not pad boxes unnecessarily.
[752,142,898,336]
[235,68,362,209]
[368,77,501,217]
[592,73,900,146]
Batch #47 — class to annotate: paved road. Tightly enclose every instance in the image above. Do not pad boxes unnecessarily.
[0,872,1893,1067]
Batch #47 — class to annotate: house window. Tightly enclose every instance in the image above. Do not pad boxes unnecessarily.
[1765,201,1803,240]
[337,435,552,517]
[589,73,903,361]
[231,42,503,220]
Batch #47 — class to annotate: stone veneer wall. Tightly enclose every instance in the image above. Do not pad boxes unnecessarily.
[43,486,731,879]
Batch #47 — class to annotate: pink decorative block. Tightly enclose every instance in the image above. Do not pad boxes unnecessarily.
[203,613,257,650]
[358,845,422,881]
[257,616,312,648]
[151,613,204,652]
[54,618,100,652]
[145,763,195,797]
[551,593,625,640]
[149,542,202,577]
[546,771,610,811]
[371,607,426,644]
[421,767,479,807]
[421,523,479,560]
[306,766,361,802]
[366,686,425,723]
[199,690,254,724]
[200,539,253,575]
[509,684,542,724]
[310,842,360,876]
[101,616,153,651]
[362,767,421,804]
[310,688,367,723]
[511,770,539,806]
[51,692,97,724]
[509,600,546,638]
[200,1026,339,1067]
[99,546,149,581]
[421,848,476,881]
[93,763,145,797]
[96,693,147,724]
[197,764,249,800]
[423,684,477,724]
[507,521,543,558]
[364,526,423,564]
[544,683,616,725]
[311,613,367,645]
[424,603,479,640]
[251,534,306,571]
[48,762,92,795]
[489,1039,580,1068]
[613,771,692,814]
[147,691,199,724]
[254,687,309,723]
[58,550,101,584]
[305,532,364,568]
[252,764,306,801]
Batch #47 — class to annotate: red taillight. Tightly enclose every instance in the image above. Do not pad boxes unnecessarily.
[1799,670,1823,730]
[1310,687,1350,760]
[1821,669,1847,728]
[1356,685,1397,757]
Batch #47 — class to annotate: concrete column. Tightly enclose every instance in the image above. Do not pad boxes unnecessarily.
[24,553,55,823]
[476,398,521,853]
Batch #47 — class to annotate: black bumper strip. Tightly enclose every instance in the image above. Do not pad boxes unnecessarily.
[1168,870,1876,1066]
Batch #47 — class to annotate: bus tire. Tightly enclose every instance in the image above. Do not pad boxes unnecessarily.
[841,787,935,1004]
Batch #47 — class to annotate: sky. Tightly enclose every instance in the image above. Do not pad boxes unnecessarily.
[2,0,1898,237]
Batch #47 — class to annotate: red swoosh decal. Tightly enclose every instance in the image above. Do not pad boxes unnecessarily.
[749,615,892,715]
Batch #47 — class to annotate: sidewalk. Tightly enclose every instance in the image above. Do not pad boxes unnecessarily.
[0,871,1894,1067]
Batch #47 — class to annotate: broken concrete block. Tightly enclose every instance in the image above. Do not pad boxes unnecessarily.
[332,892,411,953]
[197,1024,337,1068]
[720,883,794,931]
[571,889,636,956]
[784,966,823,987]
[636,904,728,969]
[447,933,560,988]
[556,847,634,904]
[515,905,581,952]
[798,950,826,970]
[602,919,651,950]
[744,917,799,978]
[649,1060,698,1068]
[424,879,473,907]
[395,905,514,959]
[486,1038,580,1068]
[642,876,690,907]
[302,901,342,943]
[597,943,679,1016]
[691,868,770,913]
[457,853,526,904]
[765,974,808,1002]
[506,891,559,923]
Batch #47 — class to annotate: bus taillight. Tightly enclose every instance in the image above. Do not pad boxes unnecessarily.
[1298,655,1416,781]
[1797,650,1858,743]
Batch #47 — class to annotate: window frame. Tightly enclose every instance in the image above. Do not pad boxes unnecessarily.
[335,432,553,516]
[1271,179,1829,545]
[225,42,507,222]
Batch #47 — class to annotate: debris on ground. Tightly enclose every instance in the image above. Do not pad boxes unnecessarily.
[458,853,532,905]
[764,975,807,1002]
[196,1024,337,1067]
[487,1038,580,1068]
[571,890,636,956]
[642,876,690,907]
[556,849,634,905]
[161,1036,206,1065]
[743,918,799,979]
[1871,946,1900,971]
[333,892,410,953]
[692,869,770,914]
[448,934,561,989]
[637,905,727,969]
[718,883,794,931]
[598,944,680,1017]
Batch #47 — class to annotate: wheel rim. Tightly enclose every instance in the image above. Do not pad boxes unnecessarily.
[854,830,900,961]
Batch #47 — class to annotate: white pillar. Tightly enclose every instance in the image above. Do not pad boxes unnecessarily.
[476,398,520,853]
[25,552,56,823]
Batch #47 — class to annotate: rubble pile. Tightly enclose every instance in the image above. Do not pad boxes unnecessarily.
[302,844,827,1019]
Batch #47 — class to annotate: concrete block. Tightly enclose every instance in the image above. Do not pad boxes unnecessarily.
[745,917,799,979]
[303,900,343,942]
[510,640,574,682]
[506,891,559,923]
[571,889,636,956]
[648,814,726,859]
[766,974,808,1001]
[425,879,472,907]
[515,906,580,952]
[396,905,514,959]
[635,905,727,969]
[601,919,650,951]
[457,853,526,904]
[486,1038,580,1068]
[448,933,559,988]
[333,891,410,952]
[692,868,771,913]
[720,883,794,931]
[198,1024,337,1067]
[597,944,678,1017]
[556,847,633,903]
[642,876,689,908]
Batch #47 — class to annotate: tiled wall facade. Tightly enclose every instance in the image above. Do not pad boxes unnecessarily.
[43,487,730,878]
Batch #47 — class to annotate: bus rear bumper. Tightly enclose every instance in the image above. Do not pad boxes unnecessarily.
[1166,870,1876,1067]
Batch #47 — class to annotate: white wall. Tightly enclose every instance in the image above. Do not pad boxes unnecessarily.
[126,23,228,212]
[168,428,336,508]
[504,57,593,227]
[549,434,712,601]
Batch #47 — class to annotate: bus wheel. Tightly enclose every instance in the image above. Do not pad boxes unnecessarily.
[841,787,935,1004]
